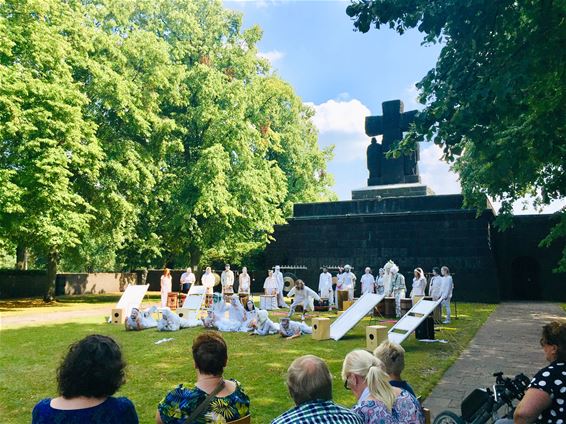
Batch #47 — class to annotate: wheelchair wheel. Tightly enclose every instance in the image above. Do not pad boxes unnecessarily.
[433,410,465,424]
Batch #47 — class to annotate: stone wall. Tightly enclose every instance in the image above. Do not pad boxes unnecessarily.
[0,270,48,299]
[56,273,136,295]
[494,215,565,301]
[265,195,500,302]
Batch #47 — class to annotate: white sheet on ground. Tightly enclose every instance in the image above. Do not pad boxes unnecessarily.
[329,293,385,341]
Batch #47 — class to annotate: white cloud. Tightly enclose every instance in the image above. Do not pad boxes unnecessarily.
[404,82,422,111]
[306,98,373,163]
[257,50,285,64]
[418,143,461,194]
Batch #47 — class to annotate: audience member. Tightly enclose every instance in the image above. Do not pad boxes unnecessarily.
[342,350,423,424]
[514,321,566,424]
[156,331,249,423]
[272,355,363,424]
[32,334,138,424]
[373,340,417,398]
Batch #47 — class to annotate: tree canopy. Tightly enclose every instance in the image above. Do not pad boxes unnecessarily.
[0,0,335,290]
[347,0,566,269]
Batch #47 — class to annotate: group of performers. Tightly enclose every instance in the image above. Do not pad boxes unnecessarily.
[148,261,454,336]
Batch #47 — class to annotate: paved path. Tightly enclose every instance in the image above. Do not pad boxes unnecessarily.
[423,302,566,418]
[0,306,111,329]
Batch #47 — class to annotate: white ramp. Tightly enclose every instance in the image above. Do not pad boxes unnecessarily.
[116,284,149,316]
[181,285,207,320]
[388,299,442,344]
[330,293,384,341]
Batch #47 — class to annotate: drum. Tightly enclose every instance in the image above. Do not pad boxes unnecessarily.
[384,297,395,317]
[167,292,178,310]
[178,293,187,308]
[260,294,277,310]
[337,290,349,311]
[314,298,330,311]
[400,298,412,316]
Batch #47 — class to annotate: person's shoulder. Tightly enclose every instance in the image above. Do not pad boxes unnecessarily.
[108,396,135,409]
[32,398,52,413]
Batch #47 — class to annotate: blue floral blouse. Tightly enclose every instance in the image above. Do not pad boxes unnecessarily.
[158,379,250,424]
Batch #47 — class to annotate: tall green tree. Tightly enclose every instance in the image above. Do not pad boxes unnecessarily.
[347,0,566,269]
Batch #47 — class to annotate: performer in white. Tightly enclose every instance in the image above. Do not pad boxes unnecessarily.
[273,265,287,308]
[390,264,406,318]
[410,267,426,299]
[263,269,278,296]
[376,268,385,295]
[429,267,442,300]
[318,267,334,308]
[251,309,279,335]
[287,279,320,319]
[179,267,196,294]
[201,266,215,295]
[440,266,454,324]
[221,264,234,294]
[228,294,247,329]
[342,264,357,300]
[360,267,376,295]
[383,260,395,296]
[238,266,251,295]
[279,317,312,339]
[125,306,158,331]
[160,268,172,308]
[242,299,258,331]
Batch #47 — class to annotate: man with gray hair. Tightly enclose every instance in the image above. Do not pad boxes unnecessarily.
[272,355,363,424]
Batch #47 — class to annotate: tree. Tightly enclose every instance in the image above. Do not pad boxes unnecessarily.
[346,0,566,269]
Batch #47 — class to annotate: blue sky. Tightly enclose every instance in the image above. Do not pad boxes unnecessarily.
[224,0,564,214]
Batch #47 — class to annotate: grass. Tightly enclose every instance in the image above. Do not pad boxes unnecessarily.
[0,302,495,424]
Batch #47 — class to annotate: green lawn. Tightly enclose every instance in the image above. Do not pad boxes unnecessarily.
[0,302,495,423]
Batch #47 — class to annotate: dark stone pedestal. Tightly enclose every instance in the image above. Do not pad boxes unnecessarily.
[265,194,501,302]
[352,183,435,200]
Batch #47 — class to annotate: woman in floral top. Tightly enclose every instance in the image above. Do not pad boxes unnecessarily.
[156,332,250,424]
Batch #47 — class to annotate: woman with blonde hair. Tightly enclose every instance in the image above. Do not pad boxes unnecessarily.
[342,349,423,424]
[160,268,172,308]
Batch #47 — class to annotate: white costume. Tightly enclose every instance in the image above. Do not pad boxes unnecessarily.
[253,309,279,335]
[382,260,395,296]
[160,274,172,308]
[273,266,287,308]
[238,271,251,294]
[180,270,196,293]
[279,318,312,337]
[287,284,320,317]
[201,270,215,295]
[440,274,454,322]
[429,274,442,300]
[360,270,376,295]
[242,301,258,331]
[390,265,406,318]
[410,276,426,298]
[263,274,278,296]
[221,268,234,293]
[157,308,202,331]
[203,294,241,332]
[125,306,158,331]
[376,268,385,295]
[228,295,248,332]
[318,271,334,306]
[342,266,356,300]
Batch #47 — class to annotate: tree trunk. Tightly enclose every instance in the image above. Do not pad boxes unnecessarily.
[189,247,202,271]
[46,250,59,298]
[16,245,29,270]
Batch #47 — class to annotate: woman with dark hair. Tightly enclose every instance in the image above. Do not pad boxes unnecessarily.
[156,331,250,423]
[32,334,138,423]
[514,321,566,424]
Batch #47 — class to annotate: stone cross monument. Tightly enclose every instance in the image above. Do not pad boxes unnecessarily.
[365,99,420,186]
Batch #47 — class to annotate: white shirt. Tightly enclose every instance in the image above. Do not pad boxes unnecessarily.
[180,272,195,285]
[410,276,426,297]
[429,275,442,299]
[273,270,284,291]
[201,272,215,291]
[238,273,251,293]
[440,275,454,300]
[287,285,320,304]
[221,270,234,287]
[263,276,278,292]
[342,271,356,290]
[360,273,375,294]
[318,272,333,294]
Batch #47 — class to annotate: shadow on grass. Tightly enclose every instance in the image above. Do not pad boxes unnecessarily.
[0,293,162,311]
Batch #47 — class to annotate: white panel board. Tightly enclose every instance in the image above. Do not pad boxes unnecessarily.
[116,284,149,316]
[188,285,206,295]
[329,293,385,341]
[182,285,206,318]
[387,299,442,345]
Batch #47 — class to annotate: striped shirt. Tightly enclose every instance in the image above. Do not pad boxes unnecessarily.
[272,400,363,424]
